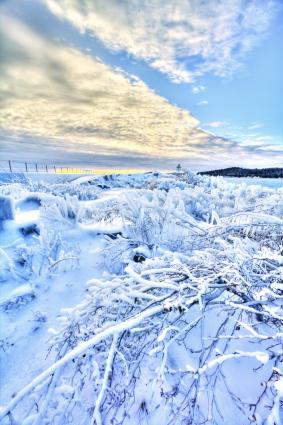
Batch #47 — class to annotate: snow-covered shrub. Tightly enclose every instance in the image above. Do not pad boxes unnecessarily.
[0,183,28,200]
[40,194,84,229]
[4,231,283,424]
[103,189,198,272]
[82,198,121,225]
[11,225,79,283]
[1,172,283,425]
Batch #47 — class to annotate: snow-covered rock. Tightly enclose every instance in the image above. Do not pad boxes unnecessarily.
[0,196,14,225]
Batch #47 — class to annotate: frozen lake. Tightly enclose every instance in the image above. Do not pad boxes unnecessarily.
[223,176,283,189]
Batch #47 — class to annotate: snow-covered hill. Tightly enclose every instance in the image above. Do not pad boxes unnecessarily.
[0,172,282,425]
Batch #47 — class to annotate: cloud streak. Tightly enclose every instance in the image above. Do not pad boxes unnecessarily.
[44,0,277,83]
[206,122,226,128]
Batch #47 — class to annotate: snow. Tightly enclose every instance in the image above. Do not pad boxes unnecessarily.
[0,283,34,304]
[0,171,282,424]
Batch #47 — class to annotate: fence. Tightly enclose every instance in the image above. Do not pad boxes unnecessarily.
[0,159,97,174]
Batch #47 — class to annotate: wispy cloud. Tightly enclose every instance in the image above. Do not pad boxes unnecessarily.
[247,122,264,130]
[207,121,282,156]
[44,0,277,83]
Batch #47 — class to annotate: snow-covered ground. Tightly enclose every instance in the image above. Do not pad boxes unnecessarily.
[0,171,282,425]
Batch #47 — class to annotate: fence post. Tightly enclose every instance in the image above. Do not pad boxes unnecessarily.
[46,165,48,173]
[54,165,56,173]
[35,163,38,172]
[8,160,12,173]
[25,162,28,172]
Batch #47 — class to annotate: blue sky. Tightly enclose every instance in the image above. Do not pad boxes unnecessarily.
[0,0,282,170]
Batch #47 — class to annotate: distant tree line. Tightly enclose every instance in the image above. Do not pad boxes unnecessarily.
[198,167,283,178]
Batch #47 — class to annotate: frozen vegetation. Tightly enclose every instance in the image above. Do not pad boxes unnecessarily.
[0,171,282,425]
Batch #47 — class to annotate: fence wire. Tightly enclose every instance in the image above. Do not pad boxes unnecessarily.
[0,160,96,174]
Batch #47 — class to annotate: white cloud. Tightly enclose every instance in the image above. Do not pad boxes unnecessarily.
[44,0,276,83]
[0,15,218,162]
[197,100,208,106]
[192,85,206,94]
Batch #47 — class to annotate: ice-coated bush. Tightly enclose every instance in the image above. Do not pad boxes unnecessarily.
[40,194,84,228]
[1,171,283,425]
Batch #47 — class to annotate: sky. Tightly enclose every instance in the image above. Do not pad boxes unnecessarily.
[0,0,282,171]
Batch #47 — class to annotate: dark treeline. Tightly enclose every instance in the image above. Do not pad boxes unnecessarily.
[198,167,283,178]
